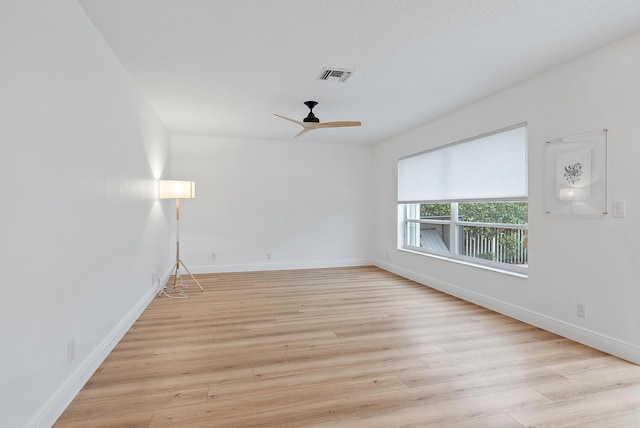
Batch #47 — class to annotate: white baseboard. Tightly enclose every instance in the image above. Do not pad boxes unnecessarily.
[28,271,170,428]
[183,258,375,274]
[375,259,640,365]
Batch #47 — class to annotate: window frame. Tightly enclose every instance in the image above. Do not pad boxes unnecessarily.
[401,201,528,275]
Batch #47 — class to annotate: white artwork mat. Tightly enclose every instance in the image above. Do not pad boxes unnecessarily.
[544,129,607,215]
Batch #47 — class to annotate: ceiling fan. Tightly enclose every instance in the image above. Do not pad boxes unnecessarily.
[274,101,361,137]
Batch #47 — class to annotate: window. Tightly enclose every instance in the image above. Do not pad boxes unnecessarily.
[398,124,528,274]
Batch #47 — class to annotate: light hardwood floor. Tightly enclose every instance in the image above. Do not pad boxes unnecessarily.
[55,266,640,427]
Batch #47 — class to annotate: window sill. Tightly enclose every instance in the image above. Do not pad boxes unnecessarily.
[399,247,528,279]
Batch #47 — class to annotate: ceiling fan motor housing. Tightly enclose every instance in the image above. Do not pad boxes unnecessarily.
[303,100,320,123]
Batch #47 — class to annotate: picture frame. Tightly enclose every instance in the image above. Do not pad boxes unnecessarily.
[544,129,607,215]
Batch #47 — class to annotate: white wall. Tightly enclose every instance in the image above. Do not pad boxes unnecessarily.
[170,135,374,272]
[374,32,640,363]
[0,1,172,426]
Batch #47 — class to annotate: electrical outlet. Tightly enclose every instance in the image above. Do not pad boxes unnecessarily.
[68,340,75,363]
[577,303,586,319]
[211,252,216,260]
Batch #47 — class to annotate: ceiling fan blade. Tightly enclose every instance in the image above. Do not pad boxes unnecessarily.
[295,128,313,137]
[273,113,305,126]
[316,121,362,128]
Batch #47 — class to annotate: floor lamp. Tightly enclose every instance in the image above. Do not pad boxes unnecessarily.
[159,180,204,298]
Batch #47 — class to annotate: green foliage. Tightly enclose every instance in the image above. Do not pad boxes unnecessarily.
[458,202,527,224]
[500,231,520,254]
[476,251,496,261]
[420,203,450,218]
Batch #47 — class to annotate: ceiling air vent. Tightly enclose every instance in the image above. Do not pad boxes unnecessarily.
[317,67,353,82]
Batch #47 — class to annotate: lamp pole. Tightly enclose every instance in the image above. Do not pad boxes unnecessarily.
[170,197,204,292]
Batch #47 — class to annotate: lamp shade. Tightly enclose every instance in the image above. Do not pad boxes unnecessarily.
[159,180,196,199]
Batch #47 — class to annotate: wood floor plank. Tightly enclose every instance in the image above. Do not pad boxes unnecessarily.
[545,355,637,378]
[208,358,421,402]
[349,366,565,417]
[565,412,640,428]
[76,367,254,403]
[419,337,605,369]
[531,362,640,403]
[508,383,640,427]
[398,347,597,389]
[307,412,526,428]
[55,387,207,424]
[55,266,640,427]
[253,343,447,380]
[339,387,550,428]
[209,374,407,403]
[153,398,358,428]
[54,411,153,428]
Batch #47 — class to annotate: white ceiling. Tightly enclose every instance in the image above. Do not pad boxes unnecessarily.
[78,0,640,145]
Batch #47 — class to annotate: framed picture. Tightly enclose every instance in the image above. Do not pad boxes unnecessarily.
[544,129,607,215]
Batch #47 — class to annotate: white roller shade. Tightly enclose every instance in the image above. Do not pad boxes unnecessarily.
[398,125,527,203]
